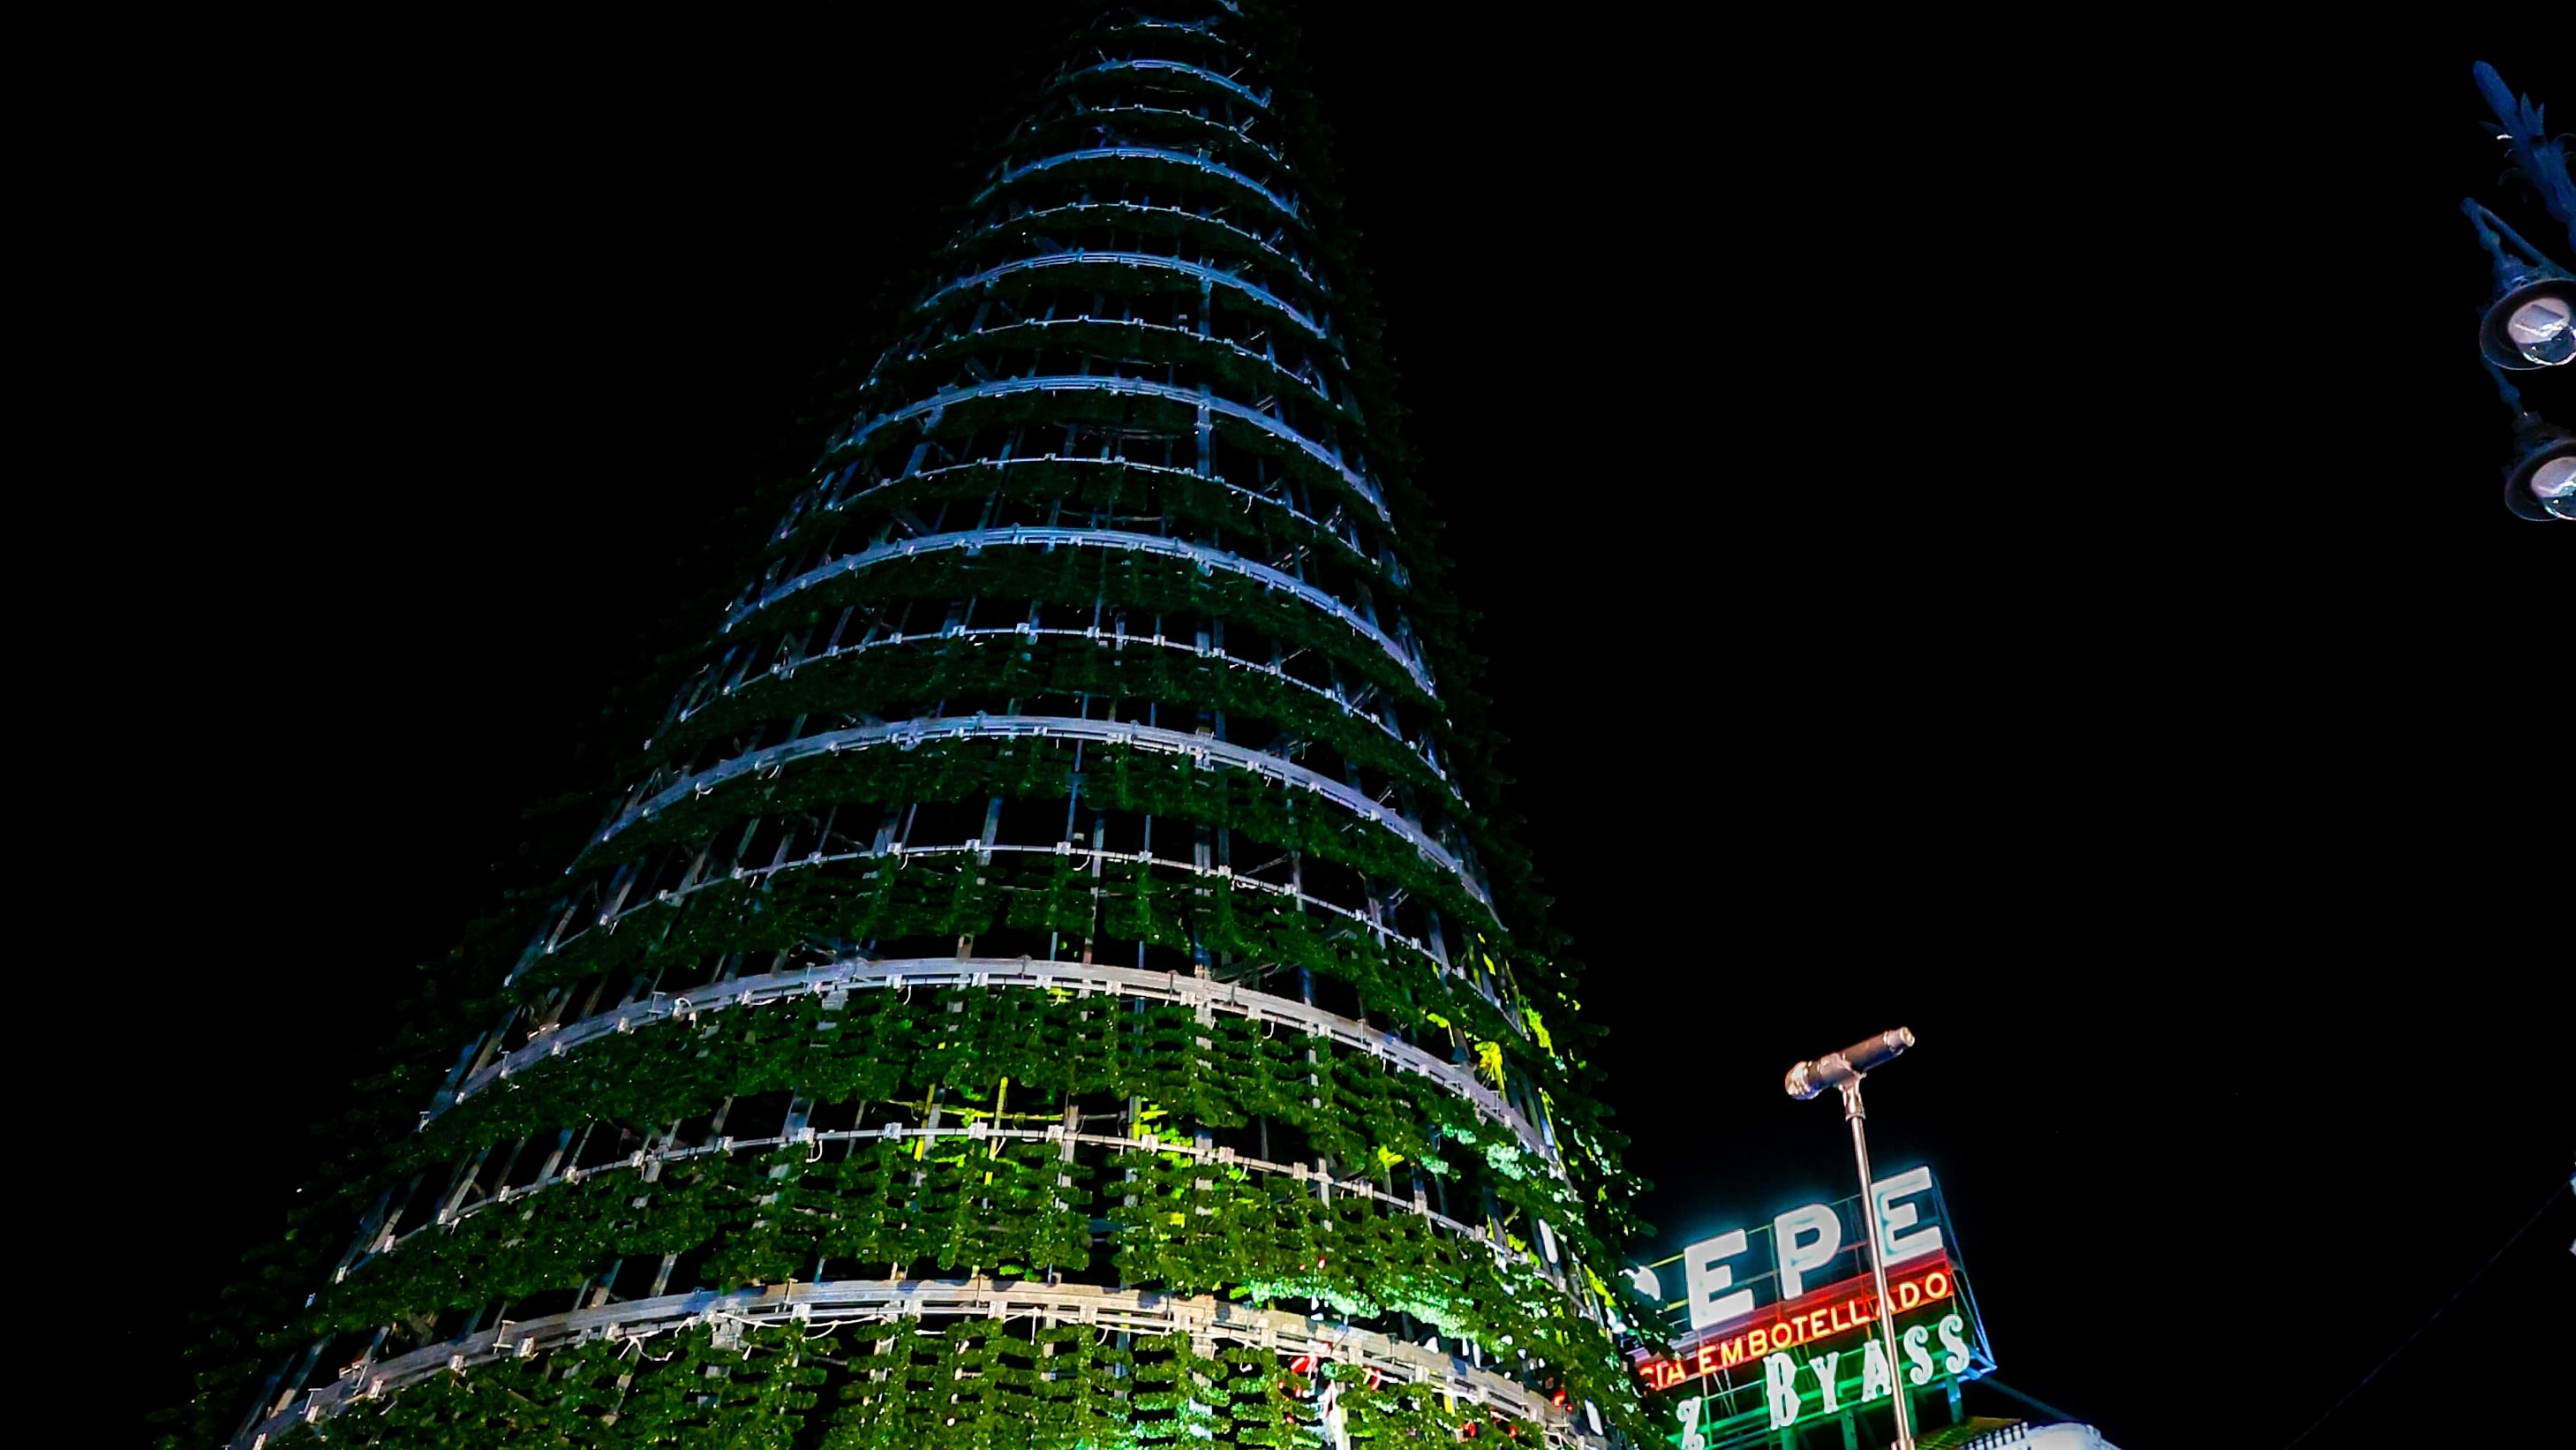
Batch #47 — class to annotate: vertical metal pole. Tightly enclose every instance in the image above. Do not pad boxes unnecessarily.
[1840,1076,1912,1450]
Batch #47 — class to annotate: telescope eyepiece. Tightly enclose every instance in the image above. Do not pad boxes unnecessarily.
[1845,1026,1915,1074]
[1784,1027,1915,1100]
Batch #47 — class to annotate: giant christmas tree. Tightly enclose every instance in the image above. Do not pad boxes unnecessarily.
[209,7,1646,1446]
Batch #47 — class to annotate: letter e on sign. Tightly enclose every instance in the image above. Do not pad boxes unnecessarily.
[1681,1227,1755,1332]
[1871,1166,1944,1265]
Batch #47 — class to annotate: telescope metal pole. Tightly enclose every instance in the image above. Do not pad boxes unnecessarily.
[1839,1075,1913,1450]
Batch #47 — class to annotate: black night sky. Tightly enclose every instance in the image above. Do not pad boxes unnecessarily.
[37,11,2568,1447]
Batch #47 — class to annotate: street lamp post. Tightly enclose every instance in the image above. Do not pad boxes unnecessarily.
[1786,1028,1919,1450]
[2465,62,2576,521]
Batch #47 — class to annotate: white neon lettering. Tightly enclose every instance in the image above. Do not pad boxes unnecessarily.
[1859,1338,1892,1402]
[1871,1166,1944,1265]
[1810,1350,1842,1411]
[1902,1324,1934,1386]
[1682,1228,1756,1330]
[1938,1312,1971,1375]
[1773,1203,1842,1301]
[1676,1395,1706,1450]
[1764,1353,1802,1429]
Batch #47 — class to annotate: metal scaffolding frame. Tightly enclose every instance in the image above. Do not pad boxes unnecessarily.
[727,526,1427,691]
[443,954,1555,1162]
[239,1279,1598,1450]
[222,7,1635,1446]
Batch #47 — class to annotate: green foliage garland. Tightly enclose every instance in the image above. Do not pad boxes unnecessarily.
[191,8,1661,1446]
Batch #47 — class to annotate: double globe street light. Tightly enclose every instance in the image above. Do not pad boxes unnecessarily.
[2480,253,2574,370]
[2466,62,2576,521]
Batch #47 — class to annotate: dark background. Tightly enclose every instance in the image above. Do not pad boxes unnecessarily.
[34,9,2567,1447]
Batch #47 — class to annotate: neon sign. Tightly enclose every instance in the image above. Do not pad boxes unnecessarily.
[1676,1310,1976,1439]
[1626,1168,1992,1445]
[1630,1167,1947,1337]
[1636,1258,1960,1392]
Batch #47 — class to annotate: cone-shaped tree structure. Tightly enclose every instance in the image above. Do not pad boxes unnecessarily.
[210,7,1644,1446]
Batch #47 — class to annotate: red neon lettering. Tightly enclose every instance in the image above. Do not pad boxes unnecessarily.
[1631,1257,1961,1392]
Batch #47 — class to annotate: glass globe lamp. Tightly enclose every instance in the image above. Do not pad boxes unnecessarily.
[2529,454,2576,519]
[2504,294,2575,366]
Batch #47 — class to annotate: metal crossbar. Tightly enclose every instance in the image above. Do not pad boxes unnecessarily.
[975,147,1300,222]
[590,713,1481,909]
[963,198,1326,296]
[357,1122,1534,1285]
[831,373,1387,522]
[238,1278,1603,1450]
[727,526,1427,691]
[441,955,1555,1167]
[923,315,1345,419]
[1054,57,1273,111]
[780,454,1381,606]
[548,839,1478,1001]
[916,248,1326,340]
